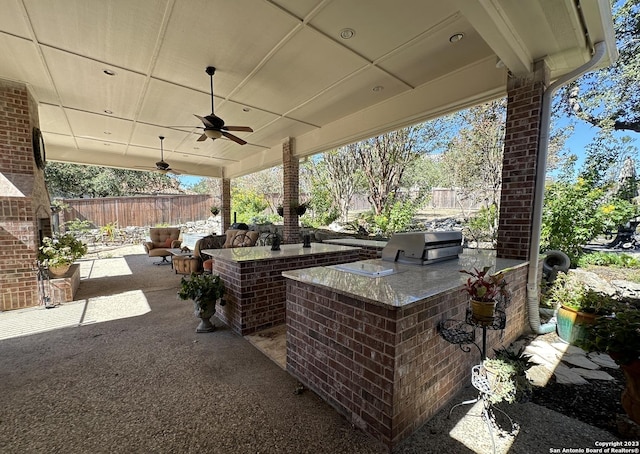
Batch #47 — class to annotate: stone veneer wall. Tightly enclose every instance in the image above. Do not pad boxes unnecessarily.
[286,264,529,450]
[497,62,548,260]
[0,80,52,311]
[214,248,361,336]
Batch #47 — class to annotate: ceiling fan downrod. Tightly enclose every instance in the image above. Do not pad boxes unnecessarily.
[206,66,216,114]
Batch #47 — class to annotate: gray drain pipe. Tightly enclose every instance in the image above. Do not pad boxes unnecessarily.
[527,41,607,333]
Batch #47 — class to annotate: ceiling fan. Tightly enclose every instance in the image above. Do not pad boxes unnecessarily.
[142,135,181,174]
[192,66,253,145]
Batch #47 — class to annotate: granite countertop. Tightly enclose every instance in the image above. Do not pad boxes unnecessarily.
[201,243,361,263]
[282,249,527,308]
[322,238,388,248]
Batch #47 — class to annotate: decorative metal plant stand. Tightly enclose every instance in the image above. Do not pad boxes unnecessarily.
[439,307,517,454]
[438,307,506,361]
[448,365,519,454]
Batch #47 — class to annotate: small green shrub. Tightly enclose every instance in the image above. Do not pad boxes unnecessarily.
[464,204,498,245]
[577,252,640,268]
[65,219,91,233]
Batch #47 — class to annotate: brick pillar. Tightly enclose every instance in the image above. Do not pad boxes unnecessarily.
[497,62,548,260]
[222,178,231,233]
[0,79,52,310]
[282,138,300,244]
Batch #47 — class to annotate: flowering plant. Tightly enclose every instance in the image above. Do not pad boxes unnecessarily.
[38,233,88,268]
[460,266,509,302]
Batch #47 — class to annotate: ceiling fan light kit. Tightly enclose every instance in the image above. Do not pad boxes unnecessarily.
[205,129,223,139]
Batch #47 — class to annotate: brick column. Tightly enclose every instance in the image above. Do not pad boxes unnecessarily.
[282,138,299,244]
[221,178,231,233]
[497,62,548,260]
[0,79,52,310]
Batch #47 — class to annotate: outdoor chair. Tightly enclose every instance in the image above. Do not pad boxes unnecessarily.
[144,227,181,265]
[173,235,225,275]
[222,229,259,248]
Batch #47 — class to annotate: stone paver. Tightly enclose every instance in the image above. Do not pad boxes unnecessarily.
[562,353,600,370]
[553,363,589,385]
[588,352,619,369]
[551,342,586,356]
[573,368,615,381]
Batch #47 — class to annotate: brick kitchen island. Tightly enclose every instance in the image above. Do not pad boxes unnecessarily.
[201,244,364,336]
[282,250,529,451]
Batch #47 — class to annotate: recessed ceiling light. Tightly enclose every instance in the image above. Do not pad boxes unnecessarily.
[340,28,355,39]
[449,33,464,43]
[104,110,113,114]
[103,143,111,146]
[103,131,112,135]
[242,107,251,112]
[372,86,384,92]
[193,147,200,150]
[103,69,117,76]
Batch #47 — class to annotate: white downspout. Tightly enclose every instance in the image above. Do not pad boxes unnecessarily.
[527,41,607,334]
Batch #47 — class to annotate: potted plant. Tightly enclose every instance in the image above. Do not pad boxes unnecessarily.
[545,272,621,344]
[291,201,308,216]
[38,233,88,277]
[480,357,518,405]
[177,273,225,333]
[576,306,640,425]
[460,266,509,324]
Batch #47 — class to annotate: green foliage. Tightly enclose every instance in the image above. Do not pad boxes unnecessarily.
[100,221,118,242]
[491,347,534,403]
[356,197,419,236]
[177,274,225,315]
[65,219,91,233]
[38,233,88,267]
[542,272,622,314]
[231,187,268,224]
[541,179,637,265]
[577,252,640,268]
[464,204,498,245]
[576,306,640,365]
[45,162,182,198]
[481,358,517,404]
[560,0,640,134]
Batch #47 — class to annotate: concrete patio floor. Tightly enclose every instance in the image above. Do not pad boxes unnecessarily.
[0,246,623,453]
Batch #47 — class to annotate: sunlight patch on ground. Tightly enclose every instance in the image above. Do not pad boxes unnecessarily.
[449,399,519,453]
[0,290,150,341]
[79,256,133,279]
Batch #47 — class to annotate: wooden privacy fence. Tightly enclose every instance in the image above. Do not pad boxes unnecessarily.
[60,194,217,228]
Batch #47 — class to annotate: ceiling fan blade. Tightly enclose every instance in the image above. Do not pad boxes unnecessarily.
[222,131,247,145]
[194,114,215,128]
[224,126,254,132]
[197,133,208,142]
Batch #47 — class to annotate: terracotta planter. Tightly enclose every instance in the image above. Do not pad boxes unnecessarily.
[556,305,597,344]
[470,299,496,324]
[620,359,640,425]
[48,264,71,277]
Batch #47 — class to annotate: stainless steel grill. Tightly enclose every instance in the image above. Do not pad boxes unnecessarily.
[381,231,462,265]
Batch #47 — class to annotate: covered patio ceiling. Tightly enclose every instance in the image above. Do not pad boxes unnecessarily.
[0,0,616,180]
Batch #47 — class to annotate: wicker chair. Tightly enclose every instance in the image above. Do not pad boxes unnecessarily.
[172,235,225,275]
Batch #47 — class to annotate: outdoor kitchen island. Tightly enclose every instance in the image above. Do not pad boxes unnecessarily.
[282,249,529,450]
[201,243,366,336]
